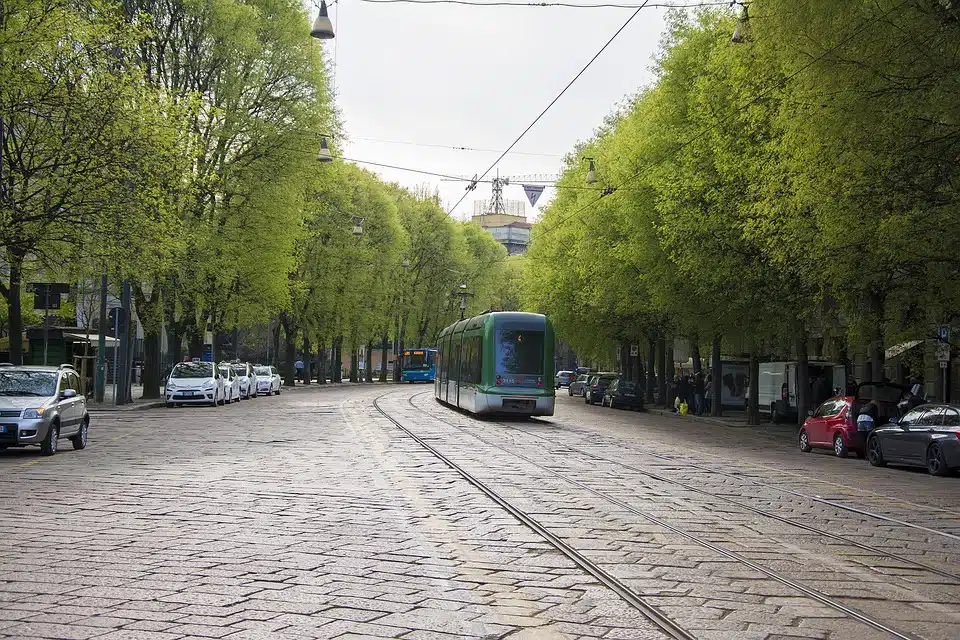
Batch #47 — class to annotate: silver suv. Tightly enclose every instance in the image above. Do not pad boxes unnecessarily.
[0,364,89,456]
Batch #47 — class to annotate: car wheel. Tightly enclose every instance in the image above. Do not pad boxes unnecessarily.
[166,402,175,408]
[927,443,949,476]
[71,417,89,451]
[770,403,779,424]
[798,429,812,453]
[833,433,848,458]
[210,393,218,408]
[568,387,573,396]
[867,435,885,467]
[40,422,59,456]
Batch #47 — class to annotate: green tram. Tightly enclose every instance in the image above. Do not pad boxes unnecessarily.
[435,312,555,416]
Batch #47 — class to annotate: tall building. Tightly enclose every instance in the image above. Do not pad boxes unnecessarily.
[472,212,531,255]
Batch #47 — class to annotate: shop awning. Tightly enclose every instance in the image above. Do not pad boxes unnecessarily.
[63,333,119,347]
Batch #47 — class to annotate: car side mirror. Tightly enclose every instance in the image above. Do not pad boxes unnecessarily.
[888,417,898,425]
[807,409,814,417]
[60,389,77,399]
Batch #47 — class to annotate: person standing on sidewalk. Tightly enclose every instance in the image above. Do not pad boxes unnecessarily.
[693,372,705,416]
[294,358,304,383]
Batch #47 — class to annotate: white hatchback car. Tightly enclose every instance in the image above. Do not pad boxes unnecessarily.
[218,364,241,403]
[255,365,282,395]
[166,361,225,407]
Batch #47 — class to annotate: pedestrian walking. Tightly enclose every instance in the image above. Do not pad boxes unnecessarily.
[704,373,713,414]
[679,374,691,410]
[693,372,705,416]
[671,375,681,412]
[294,358,304,383]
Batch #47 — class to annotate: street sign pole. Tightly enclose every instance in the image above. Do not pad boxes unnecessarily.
[112,311,119,405]
[95,275,107,402]
[42,301,49,366]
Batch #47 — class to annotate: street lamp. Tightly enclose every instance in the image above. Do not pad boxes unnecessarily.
[401,257,410,269]
[584,157,598,184]
[731,4,749,43]
[351,216,364,237]
[317,136,333,162]
[310,0,335,39]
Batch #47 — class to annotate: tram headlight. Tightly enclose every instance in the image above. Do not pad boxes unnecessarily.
[537,377,542,388]
[496,375,502,386]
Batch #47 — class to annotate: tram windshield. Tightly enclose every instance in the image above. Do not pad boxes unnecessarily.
[496,329,544,376]
[401,350,433,370]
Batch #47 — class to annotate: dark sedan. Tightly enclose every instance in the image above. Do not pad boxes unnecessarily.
[602,378,643,410]
[584,374,617,405]
[867,404,960,476]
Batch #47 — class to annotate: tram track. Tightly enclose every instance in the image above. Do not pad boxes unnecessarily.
[371,392,696,640]
[541,411,960,542]
[431,401,960,583]
[393,390,946,639]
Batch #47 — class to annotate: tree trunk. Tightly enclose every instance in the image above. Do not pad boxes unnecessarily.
[349,344,358,383]
[365,338,374,382]
[271,322,282,368]
[868,290,885,381]
[796,325,809,426]
[302,336,312,385]
[141,331,161,399]
[748,349,760,425]
[333,336,343,382]
[7,253,23,365]
[282,329,296,386]
[187,333,203,360]
[233,327,240,360]
[657,336,668,408]
[711,334,722,417]
[633,344,642,384]
[380,332,389,382]
[645,337,656,403]
[692,340,702,374]
[393,316,401,382]
[317,342,326,384]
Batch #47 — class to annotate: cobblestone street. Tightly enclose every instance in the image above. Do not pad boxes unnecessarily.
[1,385,958,639]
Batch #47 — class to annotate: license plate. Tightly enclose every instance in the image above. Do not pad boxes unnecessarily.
[625,393,635,397]
[184,391,196,396]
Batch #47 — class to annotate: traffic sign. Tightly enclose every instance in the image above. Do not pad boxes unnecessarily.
[936,342,951,362]
[630,344,639,356]
[937,326,950,343]
[28,282,70,309]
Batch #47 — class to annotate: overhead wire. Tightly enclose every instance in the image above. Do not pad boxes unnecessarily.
[351,136,565,158]
[456,0,909,277]
[445,0,653,216]
[360,0,736,7]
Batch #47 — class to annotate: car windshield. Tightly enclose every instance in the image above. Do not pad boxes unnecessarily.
[172,363,213,379]
[232,365,247,376]
[254,367,271,376]
[218,367,231,378]
[0,371,57,396]
[618,381,636,391]
[597,377,616,388]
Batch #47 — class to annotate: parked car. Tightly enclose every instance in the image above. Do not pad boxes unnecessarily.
[230,361,258,399]
[0,364,89,456]
[867,404,960,476]
[218,364,240,403]
[254,365,282,395]
[602,378,644,410]
[569,373,591,397]
[166,360,225,407]
[554,370,575,389]
[798,382,908,458]
[584,373,618,405]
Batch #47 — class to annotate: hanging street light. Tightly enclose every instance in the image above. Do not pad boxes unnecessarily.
[731,5,750,43]
[311,0,335,40]
[351,216,364,236]
[584,157,598,184]
[317,136,333,162]
[401,257,410,269]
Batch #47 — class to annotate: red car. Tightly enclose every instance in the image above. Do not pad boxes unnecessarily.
[799,382,908,458]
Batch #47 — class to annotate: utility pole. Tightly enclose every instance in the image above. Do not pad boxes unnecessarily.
[95,275,107,402]
[117,280,131,404]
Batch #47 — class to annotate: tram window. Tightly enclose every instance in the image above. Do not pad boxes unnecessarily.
[496,329,544,375]
[462,336,482,383]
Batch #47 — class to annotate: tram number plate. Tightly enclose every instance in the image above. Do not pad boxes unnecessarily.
[501,397,535,412]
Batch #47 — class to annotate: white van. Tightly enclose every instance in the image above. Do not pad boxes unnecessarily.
[758,361,847,422]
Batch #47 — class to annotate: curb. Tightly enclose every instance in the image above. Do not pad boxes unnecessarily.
[646,407,750,429]
[88,400,166,413]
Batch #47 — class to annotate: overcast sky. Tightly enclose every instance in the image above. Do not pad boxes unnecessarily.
[323,0,677,220]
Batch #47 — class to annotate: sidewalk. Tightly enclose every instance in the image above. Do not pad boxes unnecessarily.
[647,406,799,434]
[87,384,166,412]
